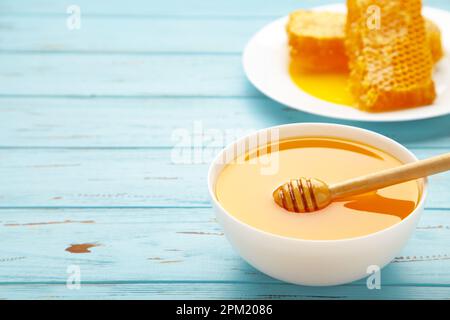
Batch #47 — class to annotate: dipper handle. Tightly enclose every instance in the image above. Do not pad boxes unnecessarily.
[329,153,450,199]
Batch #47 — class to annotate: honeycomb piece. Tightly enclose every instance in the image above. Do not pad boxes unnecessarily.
[287,10,348,72]
[287,10,444,73]
[426,19,444,63]
[345,0,436,111]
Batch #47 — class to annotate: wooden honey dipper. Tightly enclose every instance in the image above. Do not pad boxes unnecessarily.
[273,152,450,213]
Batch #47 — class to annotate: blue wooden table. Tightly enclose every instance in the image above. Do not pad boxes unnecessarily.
[0,0,449,299]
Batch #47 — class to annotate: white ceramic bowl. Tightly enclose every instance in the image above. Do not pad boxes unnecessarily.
[208,123,427,286]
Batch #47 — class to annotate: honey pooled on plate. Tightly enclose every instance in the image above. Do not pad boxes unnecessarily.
[215,137,421,240]
[289,62,354,106]
[286,8,443,110]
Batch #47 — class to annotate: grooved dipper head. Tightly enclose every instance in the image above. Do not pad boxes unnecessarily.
[273,178,331,213]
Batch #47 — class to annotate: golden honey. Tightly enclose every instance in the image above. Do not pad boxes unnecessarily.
[286,10,443,73]
[346,0,436,111]
[215,137,420,240]
[289,61,354,107]
[286,8,444,110]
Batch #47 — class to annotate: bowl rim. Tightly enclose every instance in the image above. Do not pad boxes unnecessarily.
[207,122,428,244]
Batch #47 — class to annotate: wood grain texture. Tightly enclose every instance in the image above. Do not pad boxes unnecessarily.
[1,0,447,16]
[0,148,449,208]
[0,98,449,148]
[0,16,267,53]
[0,53,258,97]
[0,0,337,16]
[1,284,449,300]
[0,0,449,299]
[0,209,449,286]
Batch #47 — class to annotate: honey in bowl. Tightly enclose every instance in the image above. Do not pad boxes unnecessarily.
[215,137,421,241]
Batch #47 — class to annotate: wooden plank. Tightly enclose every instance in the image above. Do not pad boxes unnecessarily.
[0,208,449,286]
[0,16,267,53]
[0,98,449,148]
[0,0,333,16]
[1,0,449,301]
[0,53,257,97]
[2,53,450,100]
[1,0,448,16]
[1,3,448,55]
[0,283,449,300]
[0,148,449,208]
[1,2,448,54]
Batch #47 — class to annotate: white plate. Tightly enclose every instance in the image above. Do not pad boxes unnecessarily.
[243,3,450,122]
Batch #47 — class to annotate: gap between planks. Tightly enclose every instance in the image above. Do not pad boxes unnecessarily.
[0,50,242,56]
[0,206,448,210]
[0,280,448,287]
